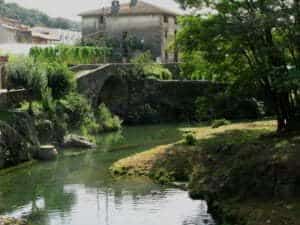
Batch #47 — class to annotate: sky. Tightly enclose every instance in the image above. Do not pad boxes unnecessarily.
[5,0,184,21]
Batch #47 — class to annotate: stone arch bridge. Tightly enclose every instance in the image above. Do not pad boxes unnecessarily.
[73,64,222,124]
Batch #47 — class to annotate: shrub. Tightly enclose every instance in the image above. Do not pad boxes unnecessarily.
[46,63,75,99]
[20,101,43,117]
[96,103,122,132]
[211,119,231,128]
[131,51,173,80]
[57,93,93,129]
[185,134,197,146]
[30,45,112,65]
[7,56,33,89]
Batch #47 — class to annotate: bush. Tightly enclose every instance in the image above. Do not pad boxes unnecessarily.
[7,56,33,89]
[30,45,112,65]
[131,51,173,80]
[20,101,43,117]
[185,134,197,146]
[96,103,122,132]
[211,119,231,128]
[7,57,48,100]
[46,63,75,99]
[57,93,93,129]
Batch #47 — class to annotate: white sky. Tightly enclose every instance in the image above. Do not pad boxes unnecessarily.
[5,0,184,21]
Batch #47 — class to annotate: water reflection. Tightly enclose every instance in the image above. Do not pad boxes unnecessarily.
[0,125,215,225]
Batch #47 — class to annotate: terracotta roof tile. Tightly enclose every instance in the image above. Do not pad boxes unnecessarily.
[79,1,180,17]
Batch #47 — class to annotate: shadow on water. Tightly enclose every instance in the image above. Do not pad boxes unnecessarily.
[0,124,215,225]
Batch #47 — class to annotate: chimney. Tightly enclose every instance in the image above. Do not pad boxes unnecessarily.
[111,0,120,15]
[130,0,138,7]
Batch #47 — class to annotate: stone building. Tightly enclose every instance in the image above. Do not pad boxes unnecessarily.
[0,17,32,44]
[31,27,81,45]
[79,0,180,62]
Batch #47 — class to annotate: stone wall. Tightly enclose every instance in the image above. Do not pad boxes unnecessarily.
[99,76,222,124]
[76,64,223,124]
[81,14,178,62]
[0,89,30,109]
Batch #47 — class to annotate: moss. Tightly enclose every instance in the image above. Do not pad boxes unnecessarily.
[0,216,28,225]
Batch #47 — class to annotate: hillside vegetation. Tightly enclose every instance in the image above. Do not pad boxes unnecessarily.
[0,0,80,30]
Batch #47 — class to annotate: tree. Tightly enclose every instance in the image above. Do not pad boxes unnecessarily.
[7,57,47,114]
[46,63,75,100]
[176,0,300,132]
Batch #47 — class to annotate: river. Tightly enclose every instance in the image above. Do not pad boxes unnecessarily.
[0,124,215,225]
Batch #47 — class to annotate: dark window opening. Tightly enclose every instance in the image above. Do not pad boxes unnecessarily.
[165,50,169,61]
[99,16,104,24]
[122,31,128,40]
[164,15,168,23]
[165,30,168,39]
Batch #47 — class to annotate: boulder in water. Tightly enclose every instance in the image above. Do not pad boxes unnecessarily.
[36,145,58,161]
[62,135,96,149]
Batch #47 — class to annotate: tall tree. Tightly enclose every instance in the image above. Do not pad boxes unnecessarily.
[176,0,300,132]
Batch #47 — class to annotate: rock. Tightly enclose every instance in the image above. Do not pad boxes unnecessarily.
[0,112,40,169]
[62,135,96,149]
[171,182,189,190]
[0,216,27,225]
[36,145,58,161]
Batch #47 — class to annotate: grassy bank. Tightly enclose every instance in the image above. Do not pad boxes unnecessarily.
[111,120,300,225]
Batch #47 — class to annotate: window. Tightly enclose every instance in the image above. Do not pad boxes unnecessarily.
[99,16,104,24]
[165,30,168,39]
[122,31,128,40]
[164,15,168,23]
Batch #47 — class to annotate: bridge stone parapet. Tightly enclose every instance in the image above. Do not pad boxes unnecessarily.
[76,64,223,124]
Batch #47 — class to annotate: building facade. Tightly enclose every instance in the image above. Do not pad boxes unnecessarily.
[31,27,81,45]
[79,1,180,63]
[0,17,32,44]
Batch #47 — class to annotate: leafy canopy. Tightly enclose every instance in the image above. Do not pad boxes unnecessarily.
[176,0,300,131]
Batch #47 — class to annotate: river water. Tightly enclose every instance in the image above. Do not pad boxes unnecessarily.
[0,125,215,225]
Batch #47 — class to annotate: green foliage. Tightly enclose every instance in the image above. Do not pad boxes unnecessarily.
[185,134,197,146]
[175,0,300,131]
[20,101,43,116]
[131,51,172,80]
[96,103,122,132]
[0,1,79,30]
[7,56,47,100]
[151,168,175,184]
[7,56,32,89]
[30,45,112,65]
[211,119,231,129]
[57,93,92,130]
[46,63,75,99]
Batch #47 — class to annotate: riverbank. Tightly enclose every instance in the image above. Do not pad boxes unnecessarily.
[0,124,214,225]
[111,120,300,225]
[0,216,27,225]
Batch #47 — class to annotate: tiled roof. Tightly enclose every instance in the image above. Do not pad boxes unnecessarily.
[79,1,180,17]
[0,17,30,32]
